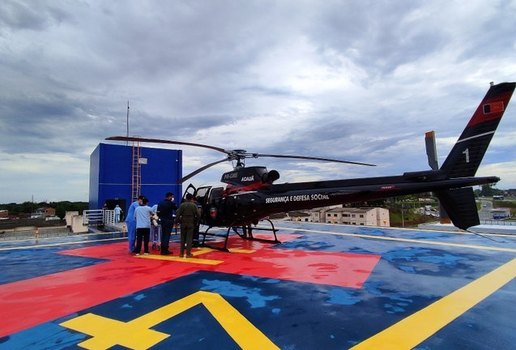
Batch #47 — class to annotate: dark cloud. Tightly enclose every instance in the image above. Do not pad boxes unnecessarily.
[457,4,516,62]
[0,1,515,202]
[308,1,444,76]
[0,0,70,32]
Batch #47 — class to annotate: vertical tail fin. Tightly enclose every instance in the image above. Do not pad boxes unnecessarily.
[435,188,479,230]
[440,82,515,178]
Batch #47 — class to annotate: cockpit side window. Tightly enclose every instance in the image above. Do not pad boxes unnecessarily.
[209,187,224,202]
[195,186,211,205]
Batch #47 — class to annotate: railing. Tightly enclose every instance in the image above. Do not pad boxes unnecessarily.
[82,209,115,226]
[104,210,115,226]
[480,219,516,226]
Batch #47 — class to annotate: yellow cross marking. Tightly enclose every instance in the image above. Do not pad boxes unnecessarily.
[350,258,516,350]
[60,291,279,350]
[60,313,169,349]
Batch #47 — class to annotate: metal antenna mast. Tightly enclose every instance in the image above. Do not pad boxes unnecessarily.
[126,101,130,146]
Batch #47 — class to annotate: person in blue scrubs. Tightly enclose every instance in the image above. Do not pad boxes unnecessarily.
[125,195,144,253]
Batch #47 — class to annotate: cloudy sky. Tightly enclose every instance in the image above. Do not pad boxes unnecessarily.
[1,0,515,204]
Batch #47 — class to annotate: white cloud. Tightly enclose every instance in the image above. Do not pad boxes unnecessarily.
[477,161,516,189]
[0,153,89,202]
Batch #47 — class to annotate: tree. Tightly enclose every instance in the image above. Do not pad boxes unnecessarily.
[480,184,503,197]
[0,201,88,219]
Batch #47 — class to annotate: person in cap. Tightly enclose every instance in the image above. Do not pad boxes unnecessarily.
[175,193,199,258]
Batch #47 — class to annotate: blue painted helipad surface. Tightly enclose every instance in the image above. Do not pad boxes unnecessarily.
[0,222,515,349]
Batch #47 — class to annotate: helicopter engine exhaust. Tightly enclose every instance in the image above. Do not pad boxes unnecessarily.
[262,170,280,184]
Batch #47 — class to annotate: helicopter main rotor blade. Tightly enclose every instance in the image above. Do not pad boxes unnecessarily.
[107,135,375,183]
[180,158,229,183]
[253,153,376,167]
[106,136,227,154]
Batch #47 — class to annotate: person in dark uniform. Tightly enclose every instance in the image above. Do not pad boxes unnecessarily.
[157,192,177,255]
[175,193,199,258]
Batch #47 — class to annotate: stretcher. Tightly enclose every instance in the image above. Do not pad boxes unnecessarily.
[151,223,162,251]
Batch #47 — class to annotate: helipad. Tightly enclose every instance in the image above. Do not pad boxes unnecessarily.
[0,222,515,349]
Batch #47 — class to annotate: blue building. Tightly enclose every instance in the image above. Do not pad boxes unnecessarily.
[89,143,182,215]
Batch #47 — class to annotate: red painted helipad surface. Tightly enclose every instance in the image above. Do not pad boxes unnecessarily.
[0,234,380,337]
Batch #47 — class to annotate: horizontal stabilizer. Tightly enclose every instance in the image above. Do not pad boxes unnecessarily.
[435,188,479,230]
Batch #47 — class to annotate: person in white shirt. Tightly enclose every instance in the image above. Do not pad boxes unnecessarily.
[114,204,122,223]
[132,197,154,255]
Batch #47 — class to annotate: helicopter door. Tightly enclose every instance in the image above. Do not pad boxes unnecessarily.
[206,187,224,224]
[194,186,212,225]
[182,184,197,202]
[194,186,212,206]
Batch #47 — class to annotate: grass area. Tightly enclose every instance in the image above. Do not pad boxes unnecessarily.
[389,209,437,228]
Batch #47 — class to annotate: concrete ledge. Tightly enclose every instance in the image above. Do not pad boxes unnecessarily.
[419,222,516,235]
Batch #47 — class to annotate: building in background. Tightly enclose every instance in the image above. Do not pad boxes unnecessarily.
[292,206,390,227]
[30,207,56,219]
[309,205,342,223]
[325,207,390,226]
[491,208,511,220]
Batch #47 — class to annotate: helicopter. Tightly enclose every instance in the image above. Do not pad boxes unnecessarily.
[108,81,515,251]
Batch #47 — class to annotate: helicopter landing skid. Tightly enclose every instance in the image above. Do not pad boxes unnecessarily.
[200,219,281,252]
[234,219,281,244]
